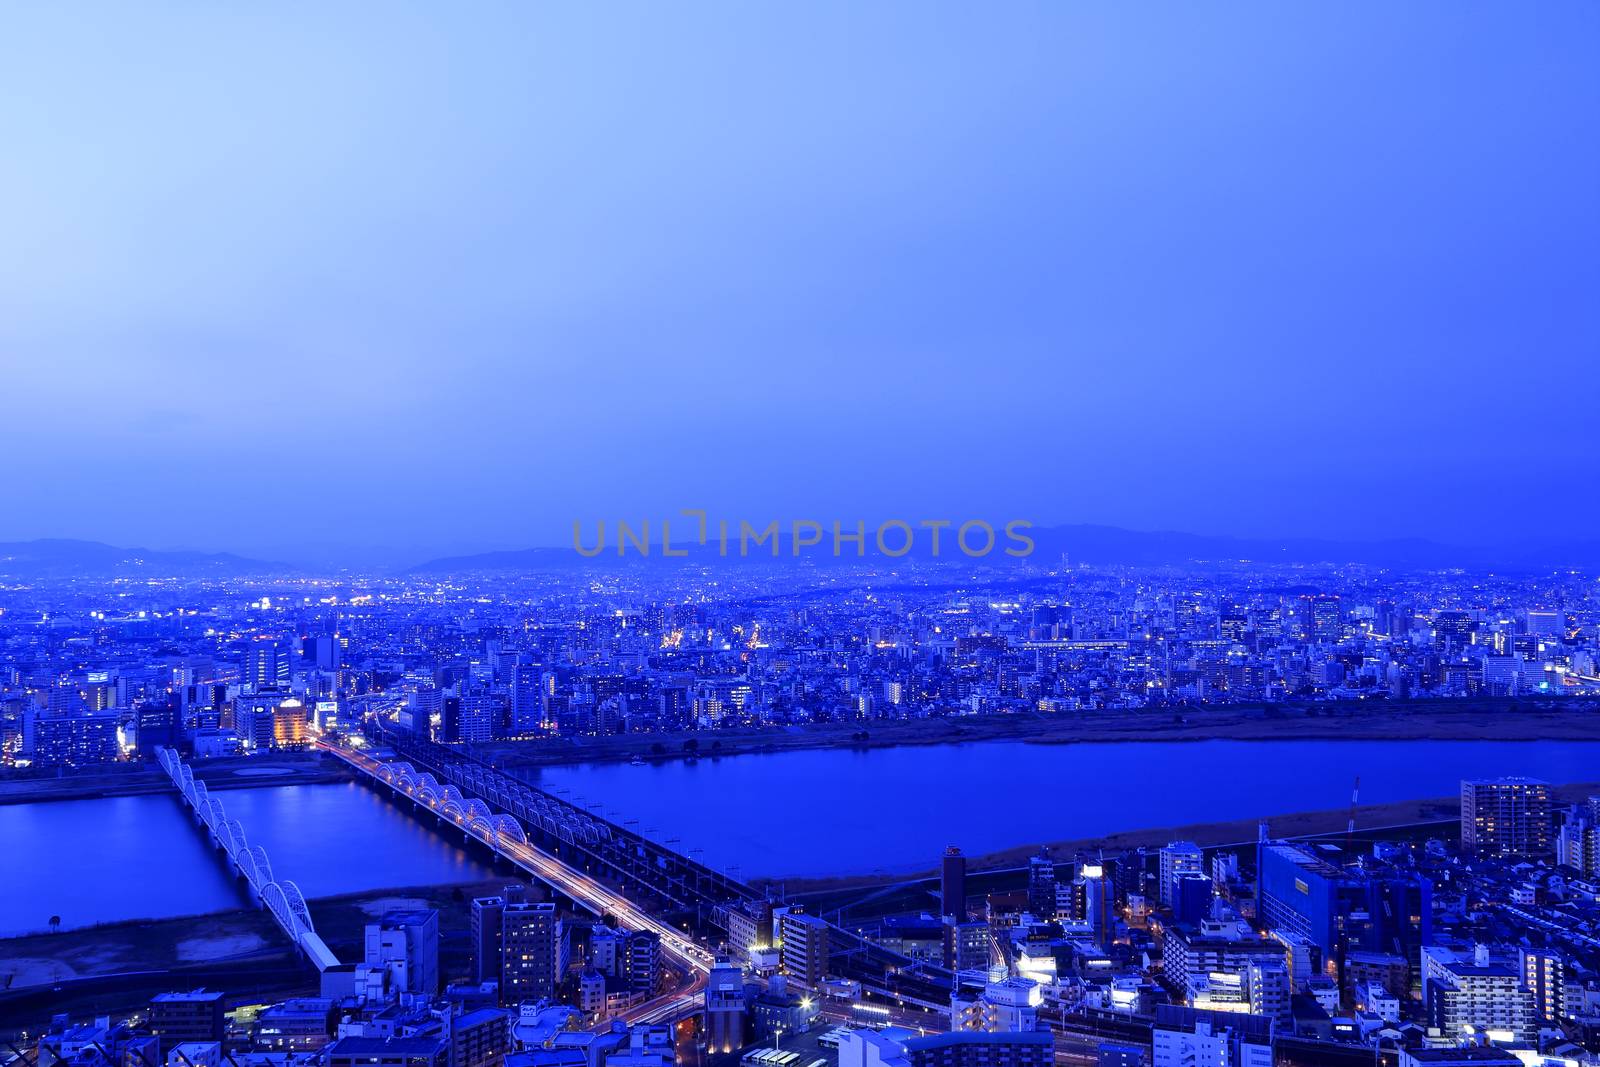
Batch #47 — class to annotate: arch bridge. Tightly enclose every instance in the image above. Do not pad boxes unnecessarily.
[156,748,339,972]
[325,732,952,1008]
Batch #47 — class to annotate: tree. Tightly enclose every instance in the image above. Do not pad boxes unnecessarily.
[48,915,61,934]
[682,738,700,756]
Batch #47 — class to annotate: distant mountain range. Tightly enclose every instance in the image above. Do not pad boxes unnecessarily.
[4,525,1595,578]
[404,524,1600,574]
[0,538,289,578]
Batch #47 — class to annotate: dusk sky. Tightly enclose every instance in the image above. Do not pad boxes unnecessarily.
[3,3,1597,564]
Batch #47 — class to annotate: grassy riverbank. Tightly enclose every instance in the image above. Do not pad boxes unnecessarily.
[477,695,1599,769]
[0,875,520,1031]
[0,751,355,806]
[773,779,1600,897]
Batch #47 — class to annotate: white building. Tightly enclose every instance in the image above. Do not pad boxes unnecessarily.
[950,977,1042,1033]
[836,1029,913,1067]
[1152,1006,1271,1067]
[1421,945,1535,1043]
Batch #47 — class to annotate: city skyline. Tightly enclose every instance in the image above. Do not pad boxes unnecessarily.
[5,549,1599,1044]
[5,2,1600,1057]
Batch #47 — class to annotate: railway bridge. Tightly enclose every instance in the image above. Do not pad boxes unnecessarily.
[157,747,340,971]
[339,731,954,1012]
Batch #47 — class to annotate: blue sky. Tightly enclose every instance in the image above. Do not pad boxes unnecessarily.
[2,3,1596,561]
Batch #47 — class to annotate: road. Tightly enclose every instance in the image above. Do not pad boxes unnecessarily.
[323,739,965,1035]
[321,740,718,984]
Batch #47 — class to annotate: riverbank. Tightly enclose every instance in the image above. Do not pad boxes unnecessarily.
[771,779,1600,896]
[0,875,521,1031]
[478,696,1599,769]
[0,905,297,1031]
[0,751,354,805]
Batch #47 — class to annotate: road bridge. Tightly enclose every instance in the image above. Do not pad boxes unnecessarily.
[336,732,954,1012]
[320,738,717,979]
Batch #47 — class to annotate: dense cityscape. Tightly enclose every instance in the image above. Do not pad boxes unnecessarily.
[5,557,1600,767]
[2,556,1599,1067]
[6,4,1597,1067]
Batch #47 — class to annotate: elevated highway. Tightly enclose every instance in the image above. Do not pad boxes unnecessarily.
[328,732,954,1012]
[321,739,717,977]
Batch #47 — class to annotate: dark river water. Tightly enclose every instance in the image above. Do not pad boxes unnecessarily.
[0,781,495,936]
[530,737,1599,879]
[2,739,1594,935]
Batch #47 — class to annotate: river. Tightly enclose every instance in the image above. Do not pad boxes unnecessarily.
[0,781,495,937]
[3,738,1594,935]
[528,737,1599,878]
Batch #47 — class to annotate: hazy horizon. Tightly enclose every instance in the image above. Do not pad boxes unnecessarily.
[4,3,1597,559]
[4,516,1597,573]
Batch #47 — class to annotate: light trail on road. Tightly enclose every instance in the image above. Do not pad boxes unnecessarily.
[321,740,716,982]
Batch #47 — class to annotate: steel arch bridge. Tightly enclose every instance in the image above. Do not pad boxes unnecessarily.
[156,748,339,971]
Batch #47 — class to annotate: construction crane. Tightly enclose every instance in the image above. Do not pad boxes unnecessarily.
[1346,775,1361,853]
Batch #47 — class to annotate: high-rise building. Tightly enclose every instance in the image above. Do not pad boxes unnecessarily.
[252,999,336,1052]
[1422,945,1535,1043]
[272,698,308,749]
[1256,841,1431,972]
[624,929,661,994]
[1245,959,1291,1022]
[460,694,499,742]
[471,896,507,987]
[1461,778,1553,859]
[777,909,829,990]
[943,918,990,972]
[1556,804,1599,875]
[1159,842,1204,908]
[1026,849,1056,918]
[1075,863,1116,948]
[32,710,120,767]
[245,638,292,689]
[136,702,180,752]
[509,662,542,735]
[725,900,774,964]
[1524,610,1562,636]
[942,847,968,920]
[502,902,561,1003]
[1172,873,1213,926]
[1160,919,1288,1002]
[441,695,462,744]
[1519,947,1564,1024]
[1307,595,1342,644]
[311,635,342,672]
